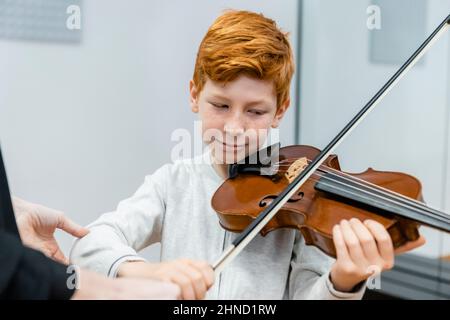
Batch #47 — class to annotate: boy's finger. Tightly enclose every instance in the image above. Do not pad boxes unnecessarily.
[187,260,215,288]
[170,272,196,300]
[394,235,426,254]
[176,263,207,300]
[364,220,394,265]
[332,224,350,261]
[340,220,367,265]
[349,218,379,263]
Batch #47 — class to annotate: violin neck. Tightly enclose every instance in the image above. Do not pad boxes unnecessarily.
[315,173,450,233]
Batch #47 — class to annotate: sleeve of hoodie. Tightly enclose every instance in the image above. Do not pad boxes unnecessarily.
[288,232,366,300]
[70,164,170,278]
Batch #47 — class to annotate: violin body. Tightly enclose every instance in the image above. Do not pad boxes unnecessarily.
[211,145,422,258]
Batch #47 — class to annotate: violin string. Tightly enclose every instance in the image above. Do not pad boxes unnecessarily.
[271,157,447,217]
[310,162,450,221]
[268,158,450,223]
[315,176,450,226]
[273,159,450,222]
[297,172,449,224]
[273,166,450,225]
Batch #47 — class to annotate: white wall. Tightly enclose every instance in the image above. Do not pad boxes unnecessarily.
[298,0,450,257]
[0,0,298,260]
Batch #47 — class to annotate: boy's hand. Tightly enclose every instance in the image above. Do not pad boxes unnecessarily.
[118,259,215,300]
[330,218,426,292]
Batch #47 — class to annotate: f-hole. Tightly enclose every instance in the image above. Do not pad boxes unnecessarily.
[259,191,304,207]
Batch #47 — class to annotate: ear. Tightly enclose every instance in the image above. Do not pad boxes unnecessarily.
[190,80,199,113]
[271,98,290,128]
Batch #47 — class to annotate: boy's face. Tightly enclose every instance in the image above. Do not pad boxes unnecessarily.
[190,75,289,164]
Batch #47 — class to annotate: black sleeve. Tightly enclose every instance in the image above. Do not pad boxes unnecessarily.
[0,232,76,300]
[0,147,20,236]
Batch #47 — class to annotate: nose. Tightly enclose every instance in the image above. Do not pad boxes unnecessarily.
[224,111,245,137]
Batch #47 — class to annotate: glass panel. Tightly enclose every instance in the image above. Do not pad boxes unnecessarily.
[297,0,450,299]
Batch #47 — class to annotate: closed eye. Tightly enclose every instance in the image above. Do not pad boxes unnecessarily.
[248,109,266,115]
[210,102,229,109]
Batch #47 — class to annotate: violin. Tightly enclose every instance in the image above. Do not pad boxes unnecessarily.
[211,144,450,258]
[210,14,450,274]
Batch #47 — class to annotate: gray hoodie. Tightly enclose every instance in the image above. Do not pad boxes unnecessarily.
[70,148,365,299]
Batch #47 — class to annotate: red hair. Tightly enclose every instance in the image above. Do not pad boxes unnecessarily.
[193,10,295,107]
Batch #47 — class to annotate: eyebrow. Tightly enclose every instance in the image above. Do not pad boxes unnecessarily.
[209,94,271,107]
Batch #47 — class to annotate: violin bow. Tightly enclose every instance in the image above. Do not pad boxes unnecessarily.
[212,14,450,275]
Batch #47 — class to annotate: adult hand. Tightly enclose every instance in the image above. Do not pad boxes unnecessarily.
[13,196,89,264]
[71,268,181,300]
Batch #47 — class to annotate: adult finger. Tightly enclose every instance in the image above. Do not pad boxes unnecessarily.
[51,248,69,265]
[57,215,90,238]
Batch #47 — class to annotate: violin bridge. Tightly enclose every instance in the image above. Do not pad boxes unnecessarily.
[285,157,309,184]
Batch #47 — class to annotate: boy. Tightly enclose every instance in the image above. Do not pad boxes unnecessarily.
[70,10,425,300]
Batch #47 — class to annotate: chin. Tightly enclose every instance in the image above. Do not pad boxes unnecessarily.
[212,144,248,164]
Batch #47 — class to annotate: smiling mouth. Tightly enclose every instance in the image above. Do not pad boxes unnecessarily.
[217,141,247,149]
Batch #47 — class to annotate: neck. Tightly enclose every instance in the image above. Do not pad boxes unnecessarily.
[212,161,229,179]
[207,143,231,180]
